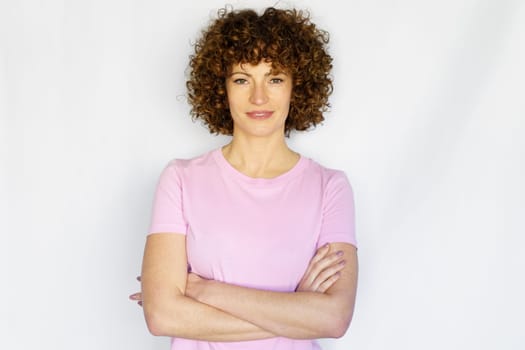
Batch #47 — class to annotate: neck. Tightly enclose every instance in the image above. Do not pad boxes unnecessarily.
[222,134,299,178]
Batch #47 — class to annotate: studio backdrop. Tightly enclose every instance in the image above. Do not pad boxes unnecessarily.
[2,0,524,349]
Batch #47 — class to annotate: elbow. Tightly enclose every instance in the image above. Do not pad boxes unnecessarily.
[327,318,351,339]
[144,307,168,336]
[142,293,188,337]
[327,320,350,338]
[146,319,164,337]
[323,309,354,339]
[146,321,163,337]
[329,320,350,339]
[143,302,180,337]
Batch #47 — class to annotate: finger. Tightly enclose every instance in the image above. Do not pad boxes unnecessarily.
[129,292,142,300]
[310,243,331,265]
[309,259,346,291]
[305,250,344,286]
[302,255,345,291]
[317,272,341,293]
[314,250,344,272]
[301,244,331,284]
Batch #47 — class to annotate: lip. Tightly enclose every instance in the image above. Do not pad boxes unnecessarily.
[246,110,273,120]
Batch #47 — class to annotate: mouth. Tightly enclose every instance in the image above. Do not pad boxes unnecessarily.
[246,110,273,120]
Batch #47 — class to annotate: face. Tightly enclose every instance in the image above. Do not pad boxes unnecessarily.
[226,61,292,139]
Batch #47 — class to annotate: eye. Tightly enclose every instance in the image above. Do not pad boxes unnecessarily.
[233,78,248,85]
[269,77,284,84]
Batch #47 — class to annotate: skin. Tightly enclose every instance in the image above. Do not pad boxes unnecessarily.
[130,61,359,341]
[222,62,298,178]
[132,242,345,303]
[227,62,292,142]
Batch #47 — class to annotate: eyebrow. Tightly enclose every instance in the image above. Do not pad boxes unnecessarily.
[228,70,288,77]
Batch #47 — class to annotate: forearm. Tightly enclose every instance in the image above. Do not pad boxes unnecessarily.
[143,293,275,341]
[189,282,351,339]
[188,244,358,339]
[141,234,276,341]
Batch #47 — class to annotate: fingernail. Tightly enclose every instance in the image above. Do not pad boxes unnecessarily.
[336,250,344,257]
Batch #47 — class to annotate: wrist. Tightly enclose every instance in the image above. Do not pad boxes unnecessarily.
[197,279,219,304]
[186,275,217,304]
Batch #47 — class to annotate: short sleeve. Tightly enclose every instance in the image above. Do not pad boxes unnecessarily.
[317,171,357,248]
[148,160,188,235]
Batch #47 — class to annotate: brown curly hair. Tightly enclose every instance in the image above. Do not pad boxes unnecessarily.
[186,6,333,136]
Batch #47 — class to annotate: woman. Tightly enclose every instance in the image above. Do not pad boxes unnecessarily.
[130,6,358,350]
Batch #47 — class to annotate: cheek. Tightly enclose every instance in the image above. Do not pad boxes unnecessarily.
[225,92,236,111]
[277,93,292,109]
[225,88,241,109]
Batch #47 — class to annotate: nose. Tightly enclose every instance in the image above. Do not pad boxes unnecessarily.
[249,82,269,105]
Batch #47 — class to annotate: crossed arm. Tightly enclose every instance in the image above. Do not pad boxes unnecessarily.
[133,233,358,341]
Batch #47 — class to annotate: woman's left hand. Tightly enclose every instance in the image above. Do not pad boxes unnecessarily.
[129,273,208,306]
[185,272,207,301]
[129,276,143,306]
[130,247,344,308]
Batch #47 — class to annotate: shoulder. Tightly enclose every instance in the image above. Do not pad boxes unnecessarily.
[162,148,218,174]
[156,148,219,185]
[303,156,353,190]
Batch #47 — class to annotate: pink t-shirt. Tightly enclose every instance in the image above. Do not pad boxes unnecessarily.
[149,148,357,350]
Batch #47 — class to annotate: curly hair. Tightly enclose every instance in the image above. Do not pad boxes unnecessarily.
[186,6,333,136]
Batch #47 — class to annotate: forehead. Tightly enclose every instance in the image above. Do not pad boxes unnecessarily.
[229,61,288,75]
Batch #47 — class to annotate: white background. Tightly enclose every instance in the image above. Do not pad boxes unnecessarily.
[2,0,524,349]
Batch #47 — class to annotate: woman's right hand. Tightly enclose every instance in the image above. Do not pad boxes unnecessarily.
[296,243,346,293]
